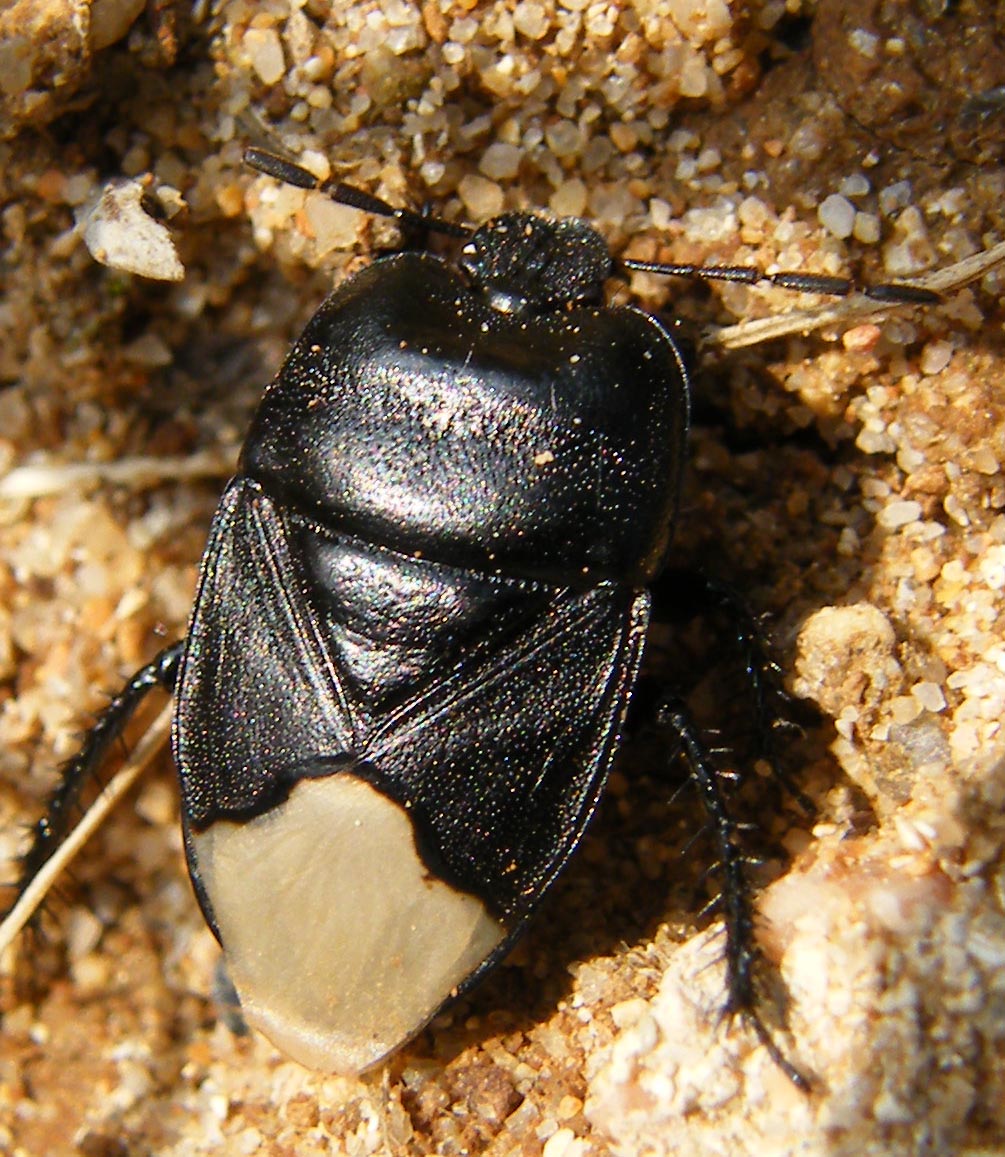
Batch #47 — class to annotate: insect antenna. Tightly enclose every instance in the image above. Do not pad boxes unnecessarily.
[244,147,471,240]
[619,254,941,305]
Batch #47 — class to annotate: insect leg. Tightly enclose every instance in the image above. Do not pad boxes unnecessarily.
[14,641,184,895]
[656,695,810,1089]
[653,568,812,810]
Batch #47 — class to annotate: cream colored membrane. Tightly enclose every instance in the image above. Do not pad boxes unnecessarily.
[190,774,506,1073]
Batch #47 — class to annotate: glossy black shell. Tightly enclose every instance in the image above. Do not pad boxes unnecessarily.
[175,212,690,935]
[244,250,688,586]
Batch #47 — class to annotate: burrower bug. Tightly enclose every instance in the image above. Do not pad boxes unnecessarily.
[2,146,947,1081]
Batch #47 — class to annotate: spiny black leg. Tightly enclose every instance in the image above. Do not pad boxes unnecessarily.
[653,568,813,812]
[14,641,184,896]
[656,696,810,1090]
[692,576,814,814]
[654,568,777,715]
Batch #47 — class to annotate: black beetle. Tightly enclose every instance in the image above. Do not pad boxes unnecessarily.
[7,148,940,1080]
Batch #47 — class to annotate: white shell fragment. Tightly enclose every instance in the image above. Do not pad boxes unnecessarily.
[79,178,185,281]
[190,774,507,1074]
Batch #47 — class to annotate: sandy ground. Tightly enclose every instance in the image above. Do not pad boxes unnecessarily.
[1,1,1004,1154]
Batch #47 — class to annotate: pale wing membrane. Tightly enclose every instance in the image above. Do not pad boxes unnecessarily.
[190,774,507,1073]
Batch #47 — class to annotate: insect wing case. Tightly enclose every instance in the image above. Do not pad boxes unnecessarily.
[174,250,688,1074]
